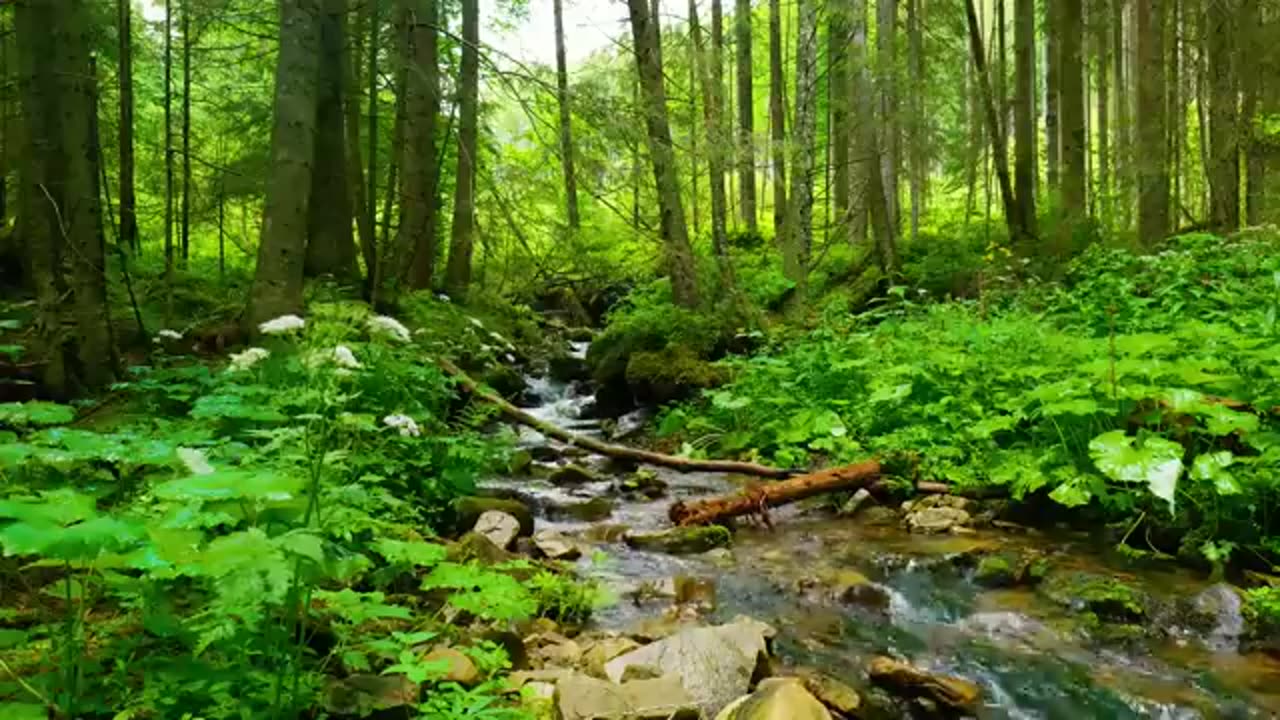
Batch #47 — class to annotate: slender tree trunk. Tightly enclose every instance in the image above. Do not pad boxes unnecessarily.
[735,0,757,233]
[401,0,440,290]
[849,0,895,272]
[444,0,479,298]
[996,0,1007,140]
[553,0,580,229]
[181,0,192,266]
[692,0,737,294]
[246,0,321,330]
[783,0,818,296]
[964,0,1022,245]
[1170,0,1185,222]
[1112,0,1129,227]
[117,0,138,255]
[1059,0,1087,224]
[305,0,360,281]
[1136,0,1169,245]
[1094,0,1110,220]
[344,0,377,287]
[876,0,899,230]
[1013,0,1038,241]
[907,0,924,243]
[689,0,700,239]
[768,0,788,244]
[830,2,851,244]
[367,0,381,299]
[1206,0,1238,231]
[1045,0,1060,192]
[627,0,700,307]
[844,0,871,245]
[164,0,174,324]
[1241,0,1262,225]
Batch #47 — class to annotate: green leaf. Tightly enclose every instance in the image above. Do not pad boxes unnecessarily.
[1089,431,1184,513]
[375,538,447,567]
[0,344,25,360]
[1039,398,1101,417]
[279,530,326,565]
[154,469,304,503]
[1190,451,1241,495]
[1049,478,1093,507]
[0,401,75,427]
[0,703,47,720]
[869,382,913,404]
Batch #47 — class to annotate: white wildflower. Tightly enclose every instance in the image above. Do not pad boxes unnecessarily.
[468,317,485,329]
[177,447,214,475]
[154,329,183,343]
[383,414,421,438]
[488,330,512,347]
[333,345,362,370]
[367,315,412,343]
[258,314,306,335]
[505,353,516,364]
[228,347,270,372]
[436,293,451,303]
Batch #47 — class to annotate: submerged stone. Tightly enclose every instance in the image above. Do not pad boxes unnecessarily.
[473,510,521,550]
[715,677,833,720]
[1039,571,1147,623]
[551,463,607,486]
[553,497,616,522]
[554,673,700,720]
[453,496,535,537]
[867,656,981,714]
[625,526,732,555]
[534,529,583,560]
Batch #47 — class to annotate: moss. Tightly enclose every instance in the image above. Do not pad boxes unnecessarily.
[452,496,535,537]
[625,349,726,388]
[625,526,731,555]
[973,554,1018,588]
[1040,572,1147,623]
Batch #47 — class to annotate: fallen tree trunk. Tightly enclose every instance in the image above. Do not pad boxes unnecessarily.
[439,358,798,479]
[668,459,883,526]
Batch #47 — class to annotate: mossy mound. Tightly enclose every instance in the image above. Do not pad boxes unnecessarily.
[1039,571,1147,623]
[625,526,732,555]
[625,349,727,405]
[452,496,535,537]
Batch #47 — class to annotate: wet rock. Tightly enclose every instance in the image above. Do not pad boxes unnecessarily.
[581,636,642,678]
[507,449,533,475]
[473,510,521,550]
[534,529,583,561]
[799,672,861,716]
[582,523,631,543]
[1039,571,1147,623]
[554,673,700,720]
[529,635,584,668]
[836,575,893,614]
[453,496,535,537]
[552,497,616,522]
[451,531,517,565]
[703,547,734,565]
[421,646,480,686]
[904,496,973,534]
[838,488,874,518]
[858,505,901,526]
[605,617,776,716]
[867,656,981,715]
[480,364,528,400]
[715,677,833,720]
[550,353,591,383]
[625,526,732,555]
[551,463,607,486]
[617,469,669,499]
[673,575,718,611]
[1171,583,1247,652]
[324,674,419,716]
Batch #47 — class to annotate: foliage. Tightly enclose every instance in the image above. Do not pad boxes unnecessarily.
[664,232,1280,562]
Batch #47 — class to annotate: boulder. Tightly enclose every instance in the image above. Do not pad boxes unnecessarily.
[533,529,583,561]
[451,531,517,565]
[420,647,480,686]
[904,495,973,534]
[582,523,631,543]
[324,674,419,716]
[618,470,669,500]
[835,573,893,613]
[473,510,521,550]
[453,496,535,537]
[625,526,731,555]
[549,353,591,383]
[972,551,1049,588]
[801,673,861,716]
[553,497,616,522]
[858,506,901,526]
[480,364,528,400]
[715,677,833,720]
[867,656,981,714]
[581,636,642,678]
[837,488,874,518]
[551,464,607,486]
[1039,572,1146,623]
[604,617,775,716]
[555,673,700,720]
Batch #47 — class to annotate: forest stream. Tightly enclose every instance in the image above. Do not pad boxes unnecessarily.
[481,343,1280,719]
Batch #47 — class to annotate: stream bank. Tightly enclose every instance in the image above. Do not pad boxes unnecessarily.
[465,340,1280,719]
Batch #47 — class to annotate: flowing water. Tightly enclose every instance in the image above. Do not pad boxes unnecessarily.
[483,362,1280,719]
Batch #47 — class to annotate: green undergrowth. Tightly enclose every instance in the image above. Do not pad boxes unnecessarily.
[0,300,597,719]
[661,230,1280,569]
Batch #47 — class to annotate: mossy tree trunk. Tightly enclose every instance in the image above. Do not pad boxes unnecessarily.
[444,0,479,299]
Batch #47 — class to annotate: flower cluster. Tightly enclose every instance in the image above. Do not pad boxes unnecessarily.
[332,345,362,370]
[228,347,270,372]
[259,314,306,335]
[154,329,184,343]
[368,315,412,343]
[382,414,421,438]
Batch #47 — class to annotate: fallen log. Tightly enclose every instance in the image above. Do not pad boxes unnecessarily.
[438,358,797,479]
[668,459,883,526]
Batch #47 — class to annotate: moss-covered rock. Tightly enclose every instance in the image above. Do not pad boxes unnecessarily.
[626,349,727,406]
[453,496,535,537]
[480,364,527,400]
[617,469,669,499]
[1039,572,1147,623]
[550,464,605,486]
[625,526,732,555]
[973,554,1019,588]
[551,497,616,522]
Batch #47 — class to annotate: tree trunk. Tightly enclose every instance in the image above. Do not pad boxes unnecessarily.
[1095,0,1110,219]
[344,0,378,288]
[553,0,580,229]
[692,0,738,294]
[367,0,381,300]
[782,0,818,296]
[876,0,899,230]
[246,0,321,330]
[1112,0,1129,227]
[830,2,851,243]
[735,0,757,233]
[401,0,440,291]
[627,0,701,308]
[768,0,787,243]
[444,0,480,299]
[1206,0,1239,231]
[907,0,925,243]
[845,0,871,246]
[1013,0,1038,241]
[670,460,883,526]
[1135,0,1169,245]
[117,0,138,255]
[964,0,1022,245]
[1045,0,1060,191]
[181,0,192,266]
[305,0,360,282]
[164,0,174,325]
[1240,0,1262,225]
[1059,0,1087,225]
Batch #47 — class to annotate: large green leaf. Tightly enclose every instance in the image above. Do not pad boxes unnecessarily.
[154,469,304,503]
[1089,431,1184,513]
[1190,451,1241,495]
[0,401,75,427]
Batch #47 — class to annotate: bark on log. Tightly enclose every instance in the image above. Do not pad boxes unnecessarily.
[669,459,882,526]
[439,359,797,479]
